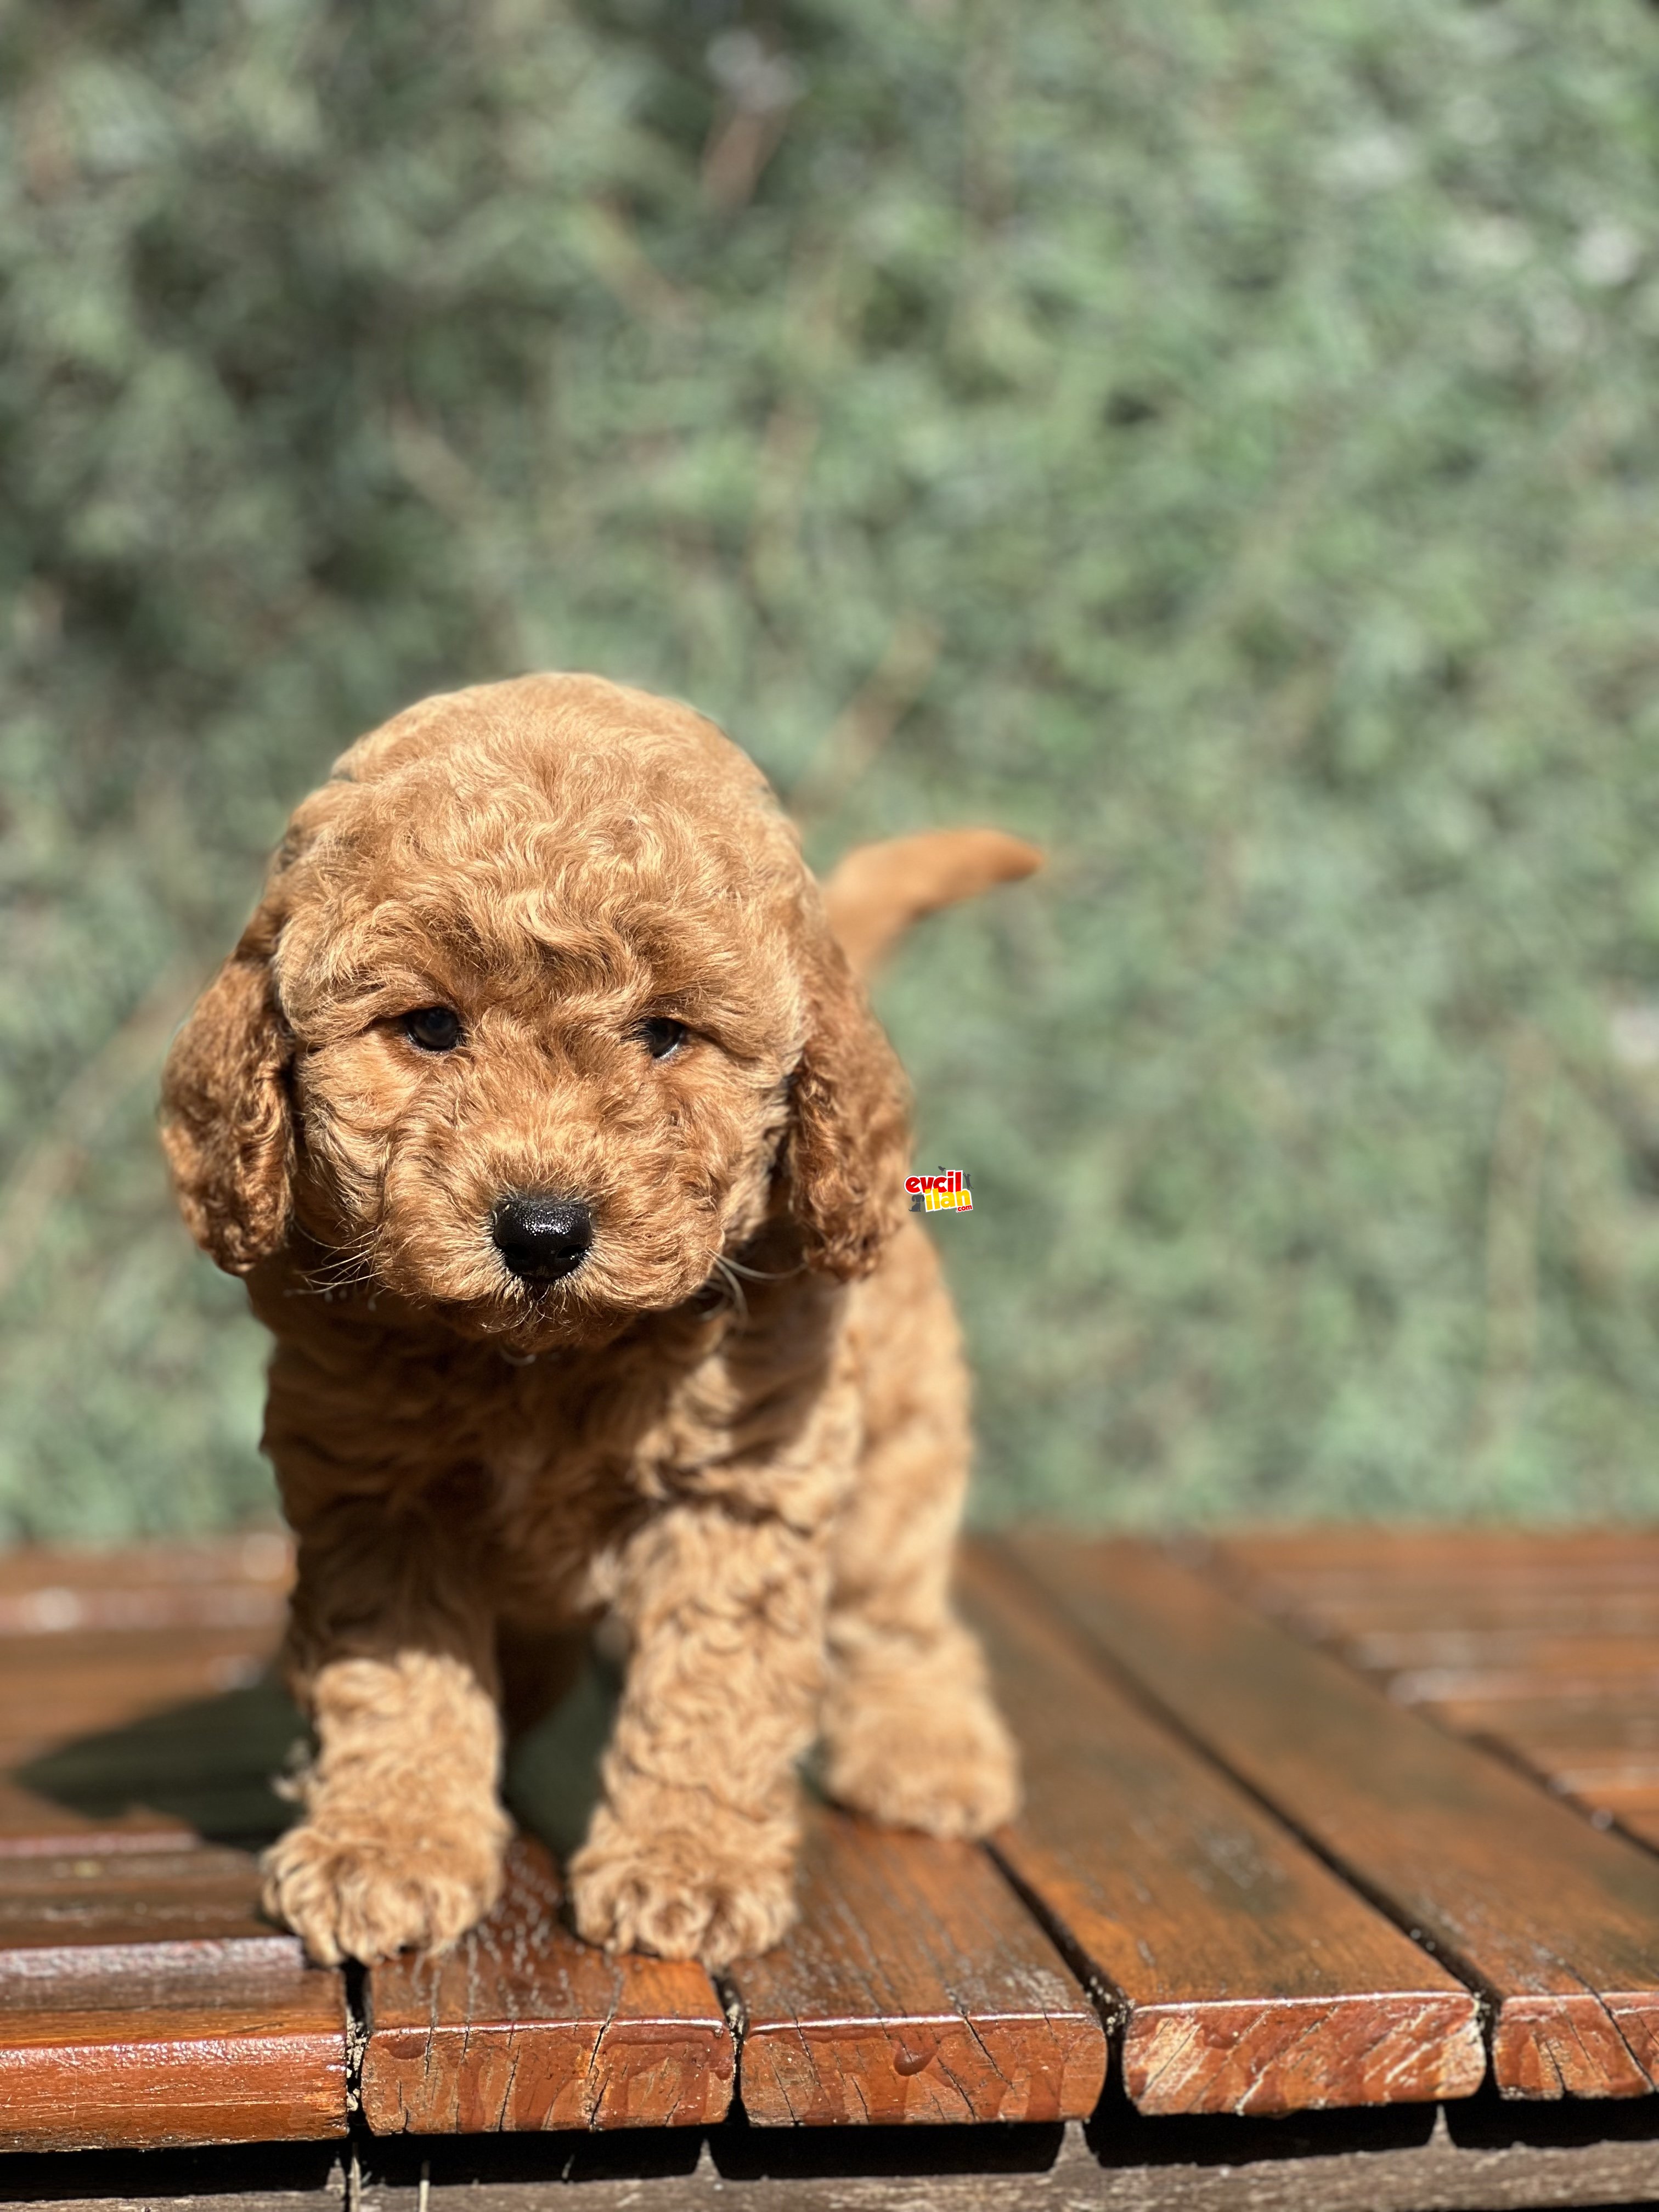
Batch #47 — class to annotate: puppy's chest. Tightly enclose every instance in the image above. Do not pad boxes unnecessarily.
[481,1300,850,1586]
[482,1328,746,1553]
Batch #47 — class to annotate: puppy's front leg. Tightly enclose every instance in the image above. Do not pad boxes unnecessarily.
[568,1503,828,1967]
[262,1498,511,1966]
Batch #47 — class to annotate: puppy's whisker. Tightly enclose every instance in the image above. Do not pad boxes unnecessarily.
[707,1254,749,1324]
[717,1255,800,1283]
[295,1273,376,1299]
[295,1265,366,1295]
[312,1243,376,1277]
[306,1248,377,1285]
[296,1232,382,1297]
[310,1228,377,1265]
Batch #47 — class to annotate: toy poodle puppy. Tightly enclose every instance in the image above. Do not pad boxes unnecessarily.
[160,673,1035,1968]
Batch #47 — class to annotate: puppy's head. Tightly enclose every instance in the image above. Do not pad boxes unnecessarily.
[162,675,909,1349]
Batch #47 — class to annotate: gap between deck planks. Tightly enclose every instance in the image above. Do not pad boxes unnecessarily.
[8,1530,1659,2150]
[360,1835,733,2132]
[365,1759,1105,2130]
[0,1543,343,2153]
[0,1842,345,2154]
[0,1540,1108,2145]
[361,1538,1495,2134]
[1006,1531,1659,2102]
[724,1802,1105,2125]
[957,1547,1482,2117]
[1217,1527,1659,1854]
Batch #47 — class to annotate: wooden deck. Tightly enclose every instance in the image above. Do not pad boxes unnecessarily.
[3,1528,1659,2208]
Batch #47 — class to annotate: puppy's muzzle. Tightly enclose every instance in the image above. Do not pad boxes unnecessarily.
[491,1195,594,1283]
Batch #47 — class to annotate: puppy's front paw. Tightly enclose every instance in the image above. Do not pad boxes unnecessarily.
[568,1806,795,1967]
[825,1680,1021,1839]
[261,1809,509,1966]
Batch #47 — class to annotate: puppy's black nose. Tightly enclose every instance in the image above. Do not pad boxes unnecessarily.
[490,1195,593,1283]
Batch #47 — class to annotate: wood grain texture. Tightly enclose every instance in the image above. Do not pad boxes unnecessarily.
[960,1546,1481,2118]
[0,1539,292,1776]
[1218,1537,1659,1708]
[1237,1586,1659,1644]
[1217,1530,1659,1854]
[1009,1532,1659,2101]
[0,1778,198,1853]
[0,1533,292,1599]
[0,1532,301,1857]
[0,1954,346,2153]
[0,1626,278,1698]
[10,1680,302,1848]
[1221,1527,1659,1576]
[360,1835,733,2133]
[0,1841,291,1961]
[728,1801,1104,2126]
[0,1849,343,2152]
[1436,1695,1659,1763]
[1358,1645,1659,1713]
[0,1583,289,1638]
[0,1542,343,2152]
[1613,1807,1659,1852]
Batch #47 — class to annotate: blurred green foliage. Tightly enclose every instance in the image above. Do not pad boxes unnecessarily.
[5,0,1659,1539]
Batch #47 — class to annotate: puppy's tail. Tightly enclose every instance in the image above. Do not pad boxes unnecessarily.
[822,829,1042,980]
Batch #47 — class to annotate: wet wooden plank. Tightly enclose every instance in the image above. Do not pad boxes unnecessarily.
[1009,1532,1659,2101]
[1336,1630,1659,1683]
[960,1545,1482,2118]
[0,1542,292,1773]
[0,1951,345,2153]
[1430,1693,1659,1754]
[497,1625,1102,2130]
[1572,1779,1659,1822]
[0,1534,292,1590]
[1240,1585,1659,1643]
[1444,1728,1659,1845]
[727,1801,1104,2126]
[0,1778,199,1854]
[1218,1531,1659,1838]
[0,1639,290,1779]
[0,1843,270,1956]
[0,1528,301,1847]
[8,1680,302,1848]
[0,1583,289,1639]
[0,1626,282,1678]
[0,1544,344,2150]
[1380,1663,1659,1707]
[1218,1528,1659,1867]
[360,1834,733,2133]
[1346,1644,1659,1712]
[1220,1539,1659,1705]
[1222,1527,1659,1577]
[1613,1807,1659,1853]
[0,1843,343,2151]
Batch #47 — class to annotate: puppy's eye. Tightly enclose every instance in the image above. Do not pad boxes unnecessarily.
[636,1017,687,1060]
[404,1006,463,1053]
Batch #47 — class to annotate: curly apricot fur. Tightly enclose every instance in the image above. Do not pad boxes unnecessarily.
[161,674,1019,1969]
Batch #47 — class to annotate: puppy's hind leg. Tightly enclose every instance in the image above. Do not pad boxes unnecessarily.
[820,1220,1019,1839]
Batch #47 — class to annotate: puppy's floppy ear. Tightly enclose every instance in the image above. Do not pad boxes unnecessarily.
[786,932,912,1280]
[160,926,294,1276]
